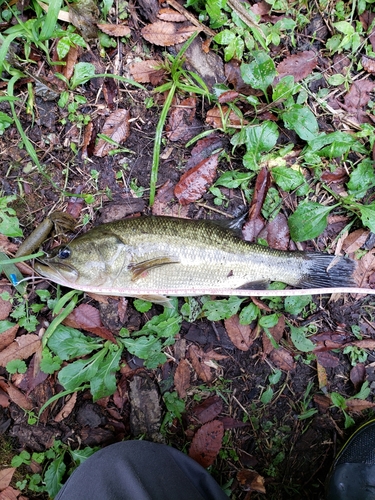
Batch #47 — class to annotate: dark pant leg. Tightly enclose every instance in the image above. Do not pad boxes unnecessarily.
[56,441,229,500]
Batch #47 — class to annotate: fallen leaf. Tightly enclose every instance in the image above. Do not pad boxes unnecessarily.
[0,335,41,367]
[218,90,240,104]
[54,392,78,422]
[152,180,190,217]
[157,8,186,22]
[219,416,249,429]
[174,152,219,205]
[141,21,198,47]
[354,248,375,288]
[242,166,270,242]
[204,349,228,361]
[224,315,254,351]
[350,364,366,391]
[97,23,131,36]
[0,486,20,500]
[262,315,285,356]
[237,469,266,494]
[205,105,246,128]
[189,420,224,468]
[188,345,212,382]
[0,287,13,321]
[63,303,117,343]
[191,395,223,424]
[63,45,79,80]
[81,121,94,159]
[3,382,33,410]
[362,55,375,74]
[269,347,295,371]
[353,339,375,349]
[128,60,165,84]
[317,360,328,390]
[166,96,197,141]
[341,80,375,125]
[0,468,15,491]
[321,166,348,184]
[264,212,290,250]
[315,351,339,368]
[174,359,191,398]
[342,229,369,254]
[68,0,99,41]
[185,135,224,171]
[346,399,375,412]
[0,324,18,351]
[94,109,130,157]
[276,51,317,82]
[313,393,331,412]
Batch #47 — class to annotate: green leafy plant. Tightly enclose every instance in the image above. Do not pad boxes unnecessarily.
[330,382,371,428]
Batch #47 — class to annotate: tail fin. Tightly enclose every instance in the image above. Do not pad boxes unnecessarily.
[298,253,356,288]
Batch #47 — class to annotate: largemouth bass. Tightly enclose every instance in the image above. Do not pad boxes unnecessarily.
[34,216,362,301]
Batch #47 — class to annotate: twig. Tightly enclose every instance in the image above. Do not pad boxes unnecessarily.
[227,0,266,40]
[166,0,216,37]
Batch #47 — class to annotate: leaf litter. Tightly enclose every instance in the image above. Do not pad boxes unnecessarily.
[2,0,375,498]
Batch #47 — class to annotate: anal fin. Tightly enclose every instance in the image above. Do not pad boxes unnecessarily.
[132,294,173,307]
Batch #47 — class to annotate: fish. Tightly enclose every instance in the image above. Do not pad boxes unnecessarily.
[33,215,363,302]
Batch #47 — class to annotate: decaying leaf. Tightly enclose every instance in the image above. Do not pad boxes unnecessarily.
[174,152,219,205]
[317,360,328,390]
[157,8,186,22]
[269,347,295,371]
[354,248,375,288]
[54,392,78,422]
[262,315,285,356]
[97,23,131,37]
[191,395,223,424]
[346,399,375,412]
[205,106,246,129]
[0,335,41,367]
[128,60,165,84]
[94,109,130,157]
[152,180,190,217]
[63,303,117,342]
[350,364,366,391]
[189,419,224,468]
[276,51,317,82]
[242,166,270,242]
[0,287,12,321]
[69,0,99,41]
[0,380,33,410]
[188,345,212,382]
[0,485,20,500]
[342,229,369,254]
[0,324,18,351]
[166,96,197,142]
[224,315,254,351]
[174,358,191,398]
[237,469,266,494]
[0,468,15,491]
[362,55,375,74]
[141,21,198,46]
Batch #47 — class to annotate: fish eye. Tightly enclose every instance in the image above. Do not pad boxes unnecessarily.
[58,247,71,259]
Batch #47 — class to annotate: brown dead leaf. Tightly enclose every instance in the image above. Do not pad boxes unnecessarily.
[242,166,270,242]
[174,152,219,205]
[54,392,78,422]
[264,212,290,250]
[262,315,285,356]
[237,469,266,494]
[313,393,331,412]
[341,80,375,125]
[0,468,15,491]
[269,347,295,371]
[0,324,18,351]
[224,315,254,351]
[185,135,224,171]
[174,359,191,398]
[205,105,246,128]
[317,360,328,390]
[141,21,198,47]
[276,51,317,82]
[188,345,212,382]
[166,96,197,141]
[128,60,164,84]
[346,399,375,412]
[0,486,20,500]
[5,382,33,410]
[93,109,130,157]
[353,339,375,349]
[0,287,12,321]
[342,229,369,254]
[98,23,131,36]
[157,8,186,22]
[63,45,79,80]
[218,90,240,104]
[63,303,117,343]
[315,351,339,368]
[0,334,41,367]
[68,0,99,41]
[321,166,348,184]
[354,248,375,288]
[204,349,228,361]
[362,55,375,74]
[192,395,223,424]
[189,419,224,468]
[350,363,366,391]
[152,180,190,217]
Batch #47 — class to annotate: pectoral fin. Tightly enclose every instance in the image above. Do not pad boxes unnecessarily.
[132,294,173,307]
[236,280,271,290]
[128,256,180,281]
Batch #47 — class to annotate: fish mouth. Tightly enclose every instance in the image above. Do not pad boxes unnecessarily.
[34,260,79,284]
